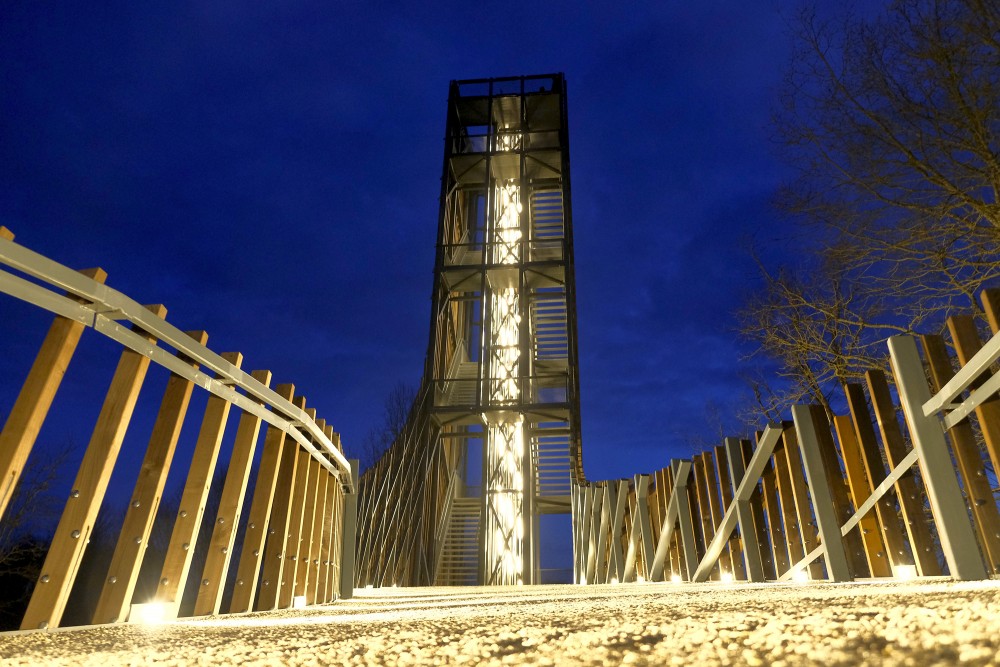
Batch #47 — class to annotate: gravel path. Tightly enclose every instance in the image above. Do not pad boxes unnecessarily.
[1,579,998,665]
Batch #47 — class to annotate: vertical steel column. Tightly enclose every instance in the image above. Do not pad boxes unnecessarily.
[791,405,852,582]
[887,335,987,580]
[340,459,360,600]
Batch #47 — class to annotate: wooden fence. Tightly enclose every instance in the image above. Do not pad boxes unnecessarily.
[0,227,358,630]
[574,290,1000,586]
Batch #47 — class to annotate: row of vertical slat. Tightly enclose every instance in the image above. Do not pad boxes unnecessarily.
[575,289,1000,585]
[0,228,355,630]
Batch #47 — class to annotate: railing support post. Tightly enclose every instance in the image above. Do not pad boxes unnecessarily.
[340,459,360,600]
[791,405,852,582]
[887,335,987,580]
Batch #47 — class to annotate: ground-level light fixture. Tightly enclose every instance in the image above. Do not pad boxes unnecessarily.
[129,602,169,625]
[895,564,917,581]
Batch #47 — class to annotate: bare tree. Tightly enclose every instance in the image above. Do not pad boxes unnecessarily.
[775,0,1000,324]
[0,441,73,629]
[738,255,911,419]
[740,0,1000,418]
[354,381,417,473]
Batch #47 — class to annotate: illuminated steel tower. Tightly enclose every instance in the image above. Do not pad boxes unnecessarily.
[427,74,582,585]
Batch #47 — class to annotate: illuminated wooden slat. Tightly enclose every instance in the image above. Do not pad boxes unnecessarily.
[294,443,323,600]
[772,434,805,573]
[21,304,164,630]
[865,370,942,576]
[192,369,271,616]
[921,335,1000,574]
[155,351,242,615]
[760,459,790,577]
[832,415,891,577]
[257,395,306,610]
[714,445,745,580]
[315,425,337,603]
[92,330,206,624]
[981,289,1000,335]
[843,383,913,575]
[778,425,824,580]
[699,452,732,577]
[690,455,713,573]
[0,267,107,521]
[741,439,775,580]
[228,383,294,613]
[280,436,315,607]
[947,316,1000,486]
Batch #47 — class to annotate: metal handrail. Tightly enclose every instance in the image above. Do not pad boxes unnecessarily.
[0,232,354,491]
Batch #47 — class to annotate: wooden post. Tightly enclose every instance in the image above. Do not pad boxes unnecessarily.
[293,451,322,600]
[760,459,791,577]
[725,438,764,582]
[810,408,868,577]
[699,452,732,577]
[947,316,1000,482]
[279,435,314,607]
[843,383,913,574]
[832,415,891,576]
[778,425,824,579]
[21,304,164,630]
[713,445,745,580]
[865,370,942,576]
[92,330,207,625]
[981,289,1000,334]
[0,267,107,521]
[690,455,714,574]
[772,434,806,572]
[228,384,294,613]
[155,351,242,616]
[921,334,1000,574]
[308,449,331,603]
[257,395,305,610]
[315,428,336,603]
[741,439,775,580]
[192,370,271,617]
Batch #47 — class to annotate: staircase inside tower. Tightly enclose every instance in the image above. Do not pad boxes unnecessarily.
[434,497,481,586]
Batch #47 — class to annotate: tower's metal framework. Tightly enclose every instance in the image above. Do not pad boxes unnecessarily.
[427,74,582,585]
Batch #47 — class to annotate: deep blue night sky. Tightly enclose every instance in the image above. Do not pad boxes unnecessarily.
[0,2,850,499]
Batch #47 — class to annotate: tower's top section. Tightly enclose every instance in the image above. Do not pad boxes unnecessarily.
[442,73,568,189]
